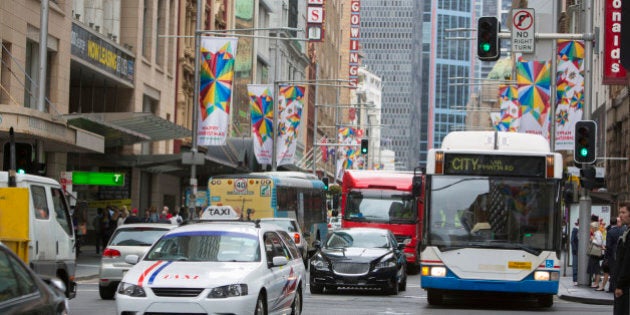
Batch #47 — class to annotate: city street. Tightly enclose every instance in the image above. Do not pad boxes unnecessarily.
[70,273,612,315]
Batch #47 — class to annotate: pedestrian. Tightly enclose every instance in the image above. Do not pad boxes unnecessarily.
[613,202,630,315]
[170,207,183,225]
[117,206,129,227]
[571,219,579,285]
[148,206,159,223]
[124,208,143,224]
[92,208,110,254]
[602,217,624,292]
[588,221,604,288]
[158,206,171,223]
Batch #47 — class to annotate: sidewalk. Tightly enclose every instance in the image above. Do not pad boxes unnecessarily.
[74,244,101,281]
[558,276,614,305]
[73,244,614,305]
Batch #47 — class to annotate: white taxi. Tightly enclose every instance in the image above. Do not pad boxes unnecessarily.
[115,206,306,315]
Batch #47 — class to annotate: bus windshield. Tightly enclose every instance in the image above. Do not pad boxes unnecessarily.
[343,189,416,224]
[427,176,558,251]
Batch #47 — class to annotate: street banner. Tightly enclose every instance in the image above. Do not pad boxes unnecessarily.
[248,84,274,165]
[198,37,238,146]
[320,136,329,162]
[335,127,360,180]
[516,58,551,139]
[493,85,521,132]
[555,40,585,150]
[276,84,305,166]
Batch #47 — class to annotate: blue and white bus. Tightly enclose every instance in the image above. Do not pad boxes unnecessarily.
[419,131,563,307]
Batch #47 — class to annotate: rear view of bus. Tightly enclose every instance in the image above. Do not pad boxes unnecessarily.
[420,131,563,307]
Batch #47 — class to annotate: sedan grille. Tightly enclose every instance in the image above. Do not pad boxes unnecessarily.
[151,287,204,297]
[332,262,369,275]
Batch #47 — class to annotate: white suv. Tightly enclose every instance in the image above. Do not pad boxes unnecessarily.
[115,217,306,315]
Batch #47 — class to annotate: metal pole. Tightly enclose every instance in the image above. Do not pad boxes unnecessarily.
[37,0,49,112]
[312,63,320,175]
[272,38,280,171]
[577,0,594,287]
[189,0,202,218]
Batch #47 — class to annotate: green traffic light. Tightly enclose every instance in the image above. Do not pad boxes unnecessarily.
[579,147,588,157]
[481,43,491,52]
[17,169,25,174]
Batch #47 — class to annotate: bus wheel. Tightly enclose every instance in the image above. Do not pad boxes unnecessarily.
[427,290,443,306]
[537,294,553,307]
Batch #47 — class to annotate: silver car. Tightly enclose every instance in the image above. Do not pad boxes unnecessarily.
[98,223,177,299]
[259,218,308,266]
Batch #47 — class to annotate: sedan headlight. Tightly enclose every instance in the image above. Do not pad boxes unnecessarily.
[375,254,396,269]
[208,284,248,298]
[310,254,329,271]
[117,282,146,297]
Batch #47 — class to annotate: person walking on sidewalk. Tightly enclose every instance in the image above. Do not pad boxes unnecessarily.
[606,216,625,292]
[571,219,580,285]
[613,202,630,315]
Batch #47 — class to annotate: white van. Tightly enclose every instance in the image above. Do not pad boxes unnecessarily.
[0,171,77,298]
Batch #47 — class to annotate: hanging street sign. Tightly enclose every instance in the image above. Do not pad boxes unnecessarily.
[511,8,535,53]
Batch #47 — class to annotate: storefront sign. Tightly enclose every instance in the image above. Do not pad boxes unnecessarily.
[602,0,627,84]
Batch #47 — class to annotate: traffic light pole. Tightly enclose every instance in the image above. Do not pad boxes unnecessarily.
[486,0,595,286]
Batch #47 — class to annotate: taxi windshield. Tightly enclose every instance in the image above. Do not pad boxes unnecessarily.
[145,231,261,262]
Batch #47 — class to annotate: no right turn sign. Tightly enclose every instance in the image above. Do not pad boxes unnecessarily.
[511,8,535,53]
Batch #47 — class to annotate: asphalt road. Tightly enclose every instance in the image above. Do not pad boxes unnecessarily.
[70,273,613,315]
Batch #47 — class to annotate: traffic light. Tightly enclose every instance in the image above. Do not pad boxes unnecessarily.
[574,120,597,164]
[3,142,33,174]
[322,177,329,190]
[360,139,368,154]
[580,166,596,190]
[477,16,500,61]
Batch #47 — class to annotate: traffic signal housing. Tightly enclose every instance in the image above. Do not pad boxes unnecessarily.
[477,16,500,61]
[3,142,33,174]
[360,139,368,154]
[322,177,329,190]
[574,120,597,164]
[580,166,596,190]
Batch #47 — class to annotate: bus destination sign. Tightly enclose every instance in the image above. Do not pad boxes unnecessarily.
[444,154,546,177]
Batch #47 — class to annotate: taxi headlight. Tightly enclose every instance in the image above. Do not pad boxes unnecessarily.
[310,254,329,271]
[534,271,550,281]
[375,254,396,269]
[430,266,446,277]
[208,284,248,298]
[117,282,146,297]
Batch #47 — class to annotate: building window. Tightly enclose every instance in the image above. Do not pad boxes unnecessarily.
[156,0,166,66]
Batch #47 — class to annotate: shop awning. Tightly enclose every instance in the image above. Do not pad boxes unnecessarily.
[63,112,191,147]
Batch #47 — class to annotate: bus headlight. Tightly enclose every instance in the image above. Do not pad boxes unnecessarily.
[431,266,446,277]
[534,271,550,281]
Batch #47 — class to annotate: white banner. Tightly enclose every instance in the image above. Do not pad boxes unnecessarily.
[276,84,305,166]
[198,37,238,146]
[248,84,274,165]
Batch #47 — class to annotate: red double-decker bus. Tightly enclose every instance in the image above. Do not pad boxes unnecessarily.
[341,170,424,274]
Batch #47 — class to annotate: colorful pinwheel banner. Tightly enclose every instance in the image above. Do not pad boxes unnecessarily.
[276,84,305,166]
[516,58,551,138]
[248,84,274,165]
[555,40,585,150]
[198,37,238,146]
[494,85,521,132]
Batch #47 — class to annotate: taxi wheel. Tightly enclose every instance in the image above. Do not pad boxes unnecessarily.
[254,293,267,315]
[291,288,302,315]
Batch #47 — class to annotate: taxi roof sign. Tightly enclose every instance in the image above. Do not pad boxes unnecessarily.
[200,205,240,220]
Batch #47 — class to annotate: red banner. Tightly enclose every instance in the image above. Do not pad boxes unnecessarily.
[603,0,627,84]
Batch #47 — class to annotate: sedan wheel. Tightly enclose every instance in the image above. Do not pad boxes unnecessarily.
[291,288,302,315]
[99,284,116,300]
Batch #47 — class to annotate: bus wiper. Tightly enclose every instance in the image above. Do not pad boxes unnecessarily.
[511,243,542,255]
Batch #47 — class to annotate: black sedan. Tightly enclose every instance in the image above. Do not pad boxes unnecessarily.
[0,242,68,314]
[309,227,407,295]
